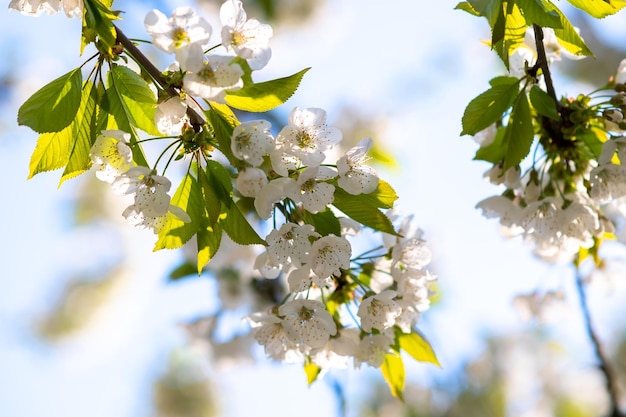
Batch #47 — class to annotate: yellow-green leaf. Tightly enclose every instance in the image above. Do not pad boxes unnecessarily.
[304,362,321,386]
[154,173,198,251]
[398,330,441,367]
[566,0,626,18]
[381,353,405,401]
[59,81,99,186]
[28,126,73,179]
[82,0,119,55]
[225,68,310,112]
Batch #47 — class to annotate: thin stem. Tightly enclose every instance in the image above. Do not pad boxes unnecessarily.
[113,24,206,128]
[532,24,561,112]
[575,269,624,417]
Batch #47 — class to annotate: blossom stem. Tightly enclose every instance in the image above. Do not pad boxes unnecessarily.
[574,269,624,416]
[113,24,206,128]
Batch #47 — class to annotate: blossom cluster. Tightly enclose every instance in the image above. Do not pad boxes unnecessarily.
[12,0,438,376]
[248,209,436,370]
[474,56,626,262]
[9,0,82,18]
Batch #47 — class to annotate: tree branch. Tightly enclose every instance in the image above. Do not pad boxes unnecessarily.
[113,24,206,128]
[575,270,624,417]
[532,24,561,112]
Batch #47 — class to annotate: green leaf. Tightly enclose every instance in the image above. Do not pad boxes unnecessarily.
[578,125,606,159]
[198,168,222,225]
[491,1,528,68]
[28,126,73,178]
[225,67,310,112]
[367,179,399,209]
[108,65,160,136]
[549,4,593,57]
[333,187,397,235]
[82,0,119,55]
[474,126,507,163]
[515,0,562,27]
[502,92,534,169]
[203,160,264,246]
[398,330,441,367]
[221,201,266,245]
[207,102,240,167]
[461,76,520,136]
[566,0,626,18]
[100,70,150,166]
[18,68,83,133]
[529,85,559,121]
[381,353,405,401]
[154,173,200,251]
[197,223,223,273]
[59,81,99,186]
[454,1,481,15]
[304,362,321,386]
[169,262,198,281]
[304,208,342,237]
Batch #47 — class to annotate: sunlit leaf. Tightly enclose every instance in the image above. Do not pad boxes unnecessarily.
[207,102,240,167]
[82,0,119,55]
[454,1,481,15]
[516,0,562,27]
[304,362,321,386]
[154,173,200,251]
[18,68,82,133]
[108,65,160,136]
[566,0,626,18]
[381,352,405,401]
[548,4,593,57]
[28,126,73,178]
[398,330,441,367]
[226,67,310,112]
[60,81,99,186]
[197,222,223,273]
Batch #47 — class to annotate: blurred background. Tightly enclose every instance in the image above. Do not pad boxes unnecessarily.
[2,1,626,416]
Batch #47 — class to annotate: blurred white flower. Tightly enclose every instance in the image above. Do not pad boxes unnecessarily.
[220,0,273,70]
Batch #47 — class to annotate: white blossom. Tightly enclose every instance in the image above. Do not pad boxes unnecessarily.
[220,0,273,70]
[144,7,212,55]
[273,107,342,174]
[9,0,82,17]
[155,96,189,135]
[357,290,402,332]
[266,223,320,269]
[112,166,190,232]
[337,137,379,195]
[181,45,244,102]
[236,167,268,198]
[278,299,337,350]
[231,119,274,167]
[248,311,302,362]
[307,234,351,279]
[287,166,336,213]
[615,58,626,85]
[591,164,626,203]
[354,334,393,368]
[90,130,134,183]
[253,177,297,219]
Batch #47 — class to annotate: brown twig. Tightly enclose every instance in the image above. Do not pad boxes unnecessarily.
[113,24,206,128]
[531,24,561,112]
[575,270,624,417]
